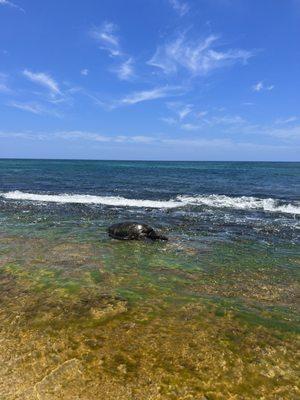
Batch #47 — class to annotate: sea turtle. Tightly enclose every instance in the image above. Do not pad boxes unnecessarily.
[108,221,168,241]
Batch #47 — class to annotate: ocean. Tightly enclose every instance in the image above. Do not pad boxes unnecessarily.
[0,159,299,399]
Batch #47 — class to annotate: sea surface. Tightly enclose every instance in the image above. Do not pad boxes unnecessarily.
[0,159,299,399]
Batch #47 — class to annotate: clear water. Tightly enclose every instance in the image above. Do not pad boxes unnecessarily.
[0,160,299,399]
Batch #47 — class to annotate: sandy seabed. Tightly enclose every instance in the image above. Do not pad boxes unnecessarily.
[0,233,299,400]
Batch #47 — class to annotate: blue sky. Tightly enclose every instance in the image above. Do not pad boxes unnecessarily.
[0,0,299,160]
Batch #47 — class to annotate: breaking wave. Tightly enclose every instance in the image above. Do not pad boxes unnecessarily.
[0,191,182,209]
[177,195,300,215]
[1,191,299,215]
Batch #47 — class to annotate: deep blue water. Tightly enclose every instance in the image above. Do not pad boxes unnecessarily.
[0,159,299,199]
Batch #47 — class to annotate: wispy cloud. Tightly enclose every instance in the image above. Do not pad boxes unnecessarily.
[252,81,274,92]
[8,101,61,117]
[178,104,193,120]
[114,58,135,80]
[0,72,11,93]
[0,130,298,158]
[90,22,122,57]
[0,130,157,144]
[209,115,246,126]
[180,123,201,131]
[167,102,194,120]
[23,69,61,96]
[0,83,9,93]
[264,125,300,140]
[0,0,24,12]
[58,131,111,142]
[148,33,254,76]
[119,86,183,106]
[169,0,190,16]
[197,110,208,119]
[275,116,298,125]
[161,116,177,125]
[190,112,300,142]
[8,101,44,114]
[80,69,89,76]
[163,101,208,129]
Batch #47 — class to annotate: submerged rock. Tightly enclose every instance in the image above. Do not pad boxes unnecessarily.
[108,221,168,241]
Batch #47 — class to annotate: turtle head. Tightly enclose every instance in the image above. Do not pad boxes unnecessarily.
[148,230,168,241]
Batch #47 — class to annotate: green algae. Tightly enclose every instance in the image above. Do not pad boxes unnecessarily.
[0,227,299,399]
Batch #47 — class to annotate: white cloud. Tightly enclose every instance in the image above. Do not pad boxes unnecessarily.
[161,116,177,125]
[209,115,246,125]
[169,0,189,16]
[162,137,233,147]
[148,34,254,76]
[0,83,9,92]
[0,130,299,158]
[196,110,208,119]
[119,86,182,106]
[81,69,89,76]
[264,125,300,140]
[130,135,155,144]
[56,131,157,144]
[166,101,193,119]
[252,81,263,92]
[8,101,61,116]
[0,130,157,144]
[114,58,135,80]
[252,81,274,92]
[90,22,122,57]
[163,102,208,127]
[275,116,298,125]
[58,131,111,142]
[0,0,24,12]
[178,104,193,120]
[23,69,61,96]
[180,123,200,131]
[9,101,43,114]
[0,72,10,93]
[194,112,300,142]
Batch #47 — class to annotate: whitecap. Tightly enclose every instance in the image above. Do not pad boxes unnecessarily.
[176,195,300,215]
[0,191,182,209]
[1,191,299,215]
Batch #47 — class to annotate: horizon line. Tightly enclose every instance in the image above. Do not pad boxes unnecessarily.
[0,157,299,163]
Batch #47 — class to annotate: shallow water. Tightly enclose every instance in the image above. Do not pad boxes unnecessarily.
[0,160,299,399]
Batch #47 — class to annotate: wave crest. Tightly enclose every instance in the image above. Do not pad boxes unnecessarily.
[177,195,300,215]
[1,191,182,209]
[1,191,299,215]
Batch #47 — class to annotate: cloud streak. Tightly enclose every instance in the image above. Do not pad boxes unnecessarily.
[0,130,298,157]
[0,72,11,93]
[90,22,122,57]
[169,0,190,16]
[8,101,45,114]
[148,34,254,76]
[23,69,61,96]
[114,58,135,80]
[252,81,274,92]
[0,0,24,12]
[8,101,61,117]
[119,86,183,106]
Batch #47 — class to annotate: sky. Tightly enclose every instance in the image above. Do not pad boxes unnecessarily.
[0,0,299,161]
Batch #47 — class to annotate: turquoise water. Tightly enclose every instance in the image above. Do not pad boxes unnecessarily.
[0,160,299,399]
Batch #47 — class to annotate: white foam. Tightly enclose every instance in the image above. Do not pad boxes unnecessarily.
[176,195,300,215]
[1,191,182,209]
[1,191,299,215]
